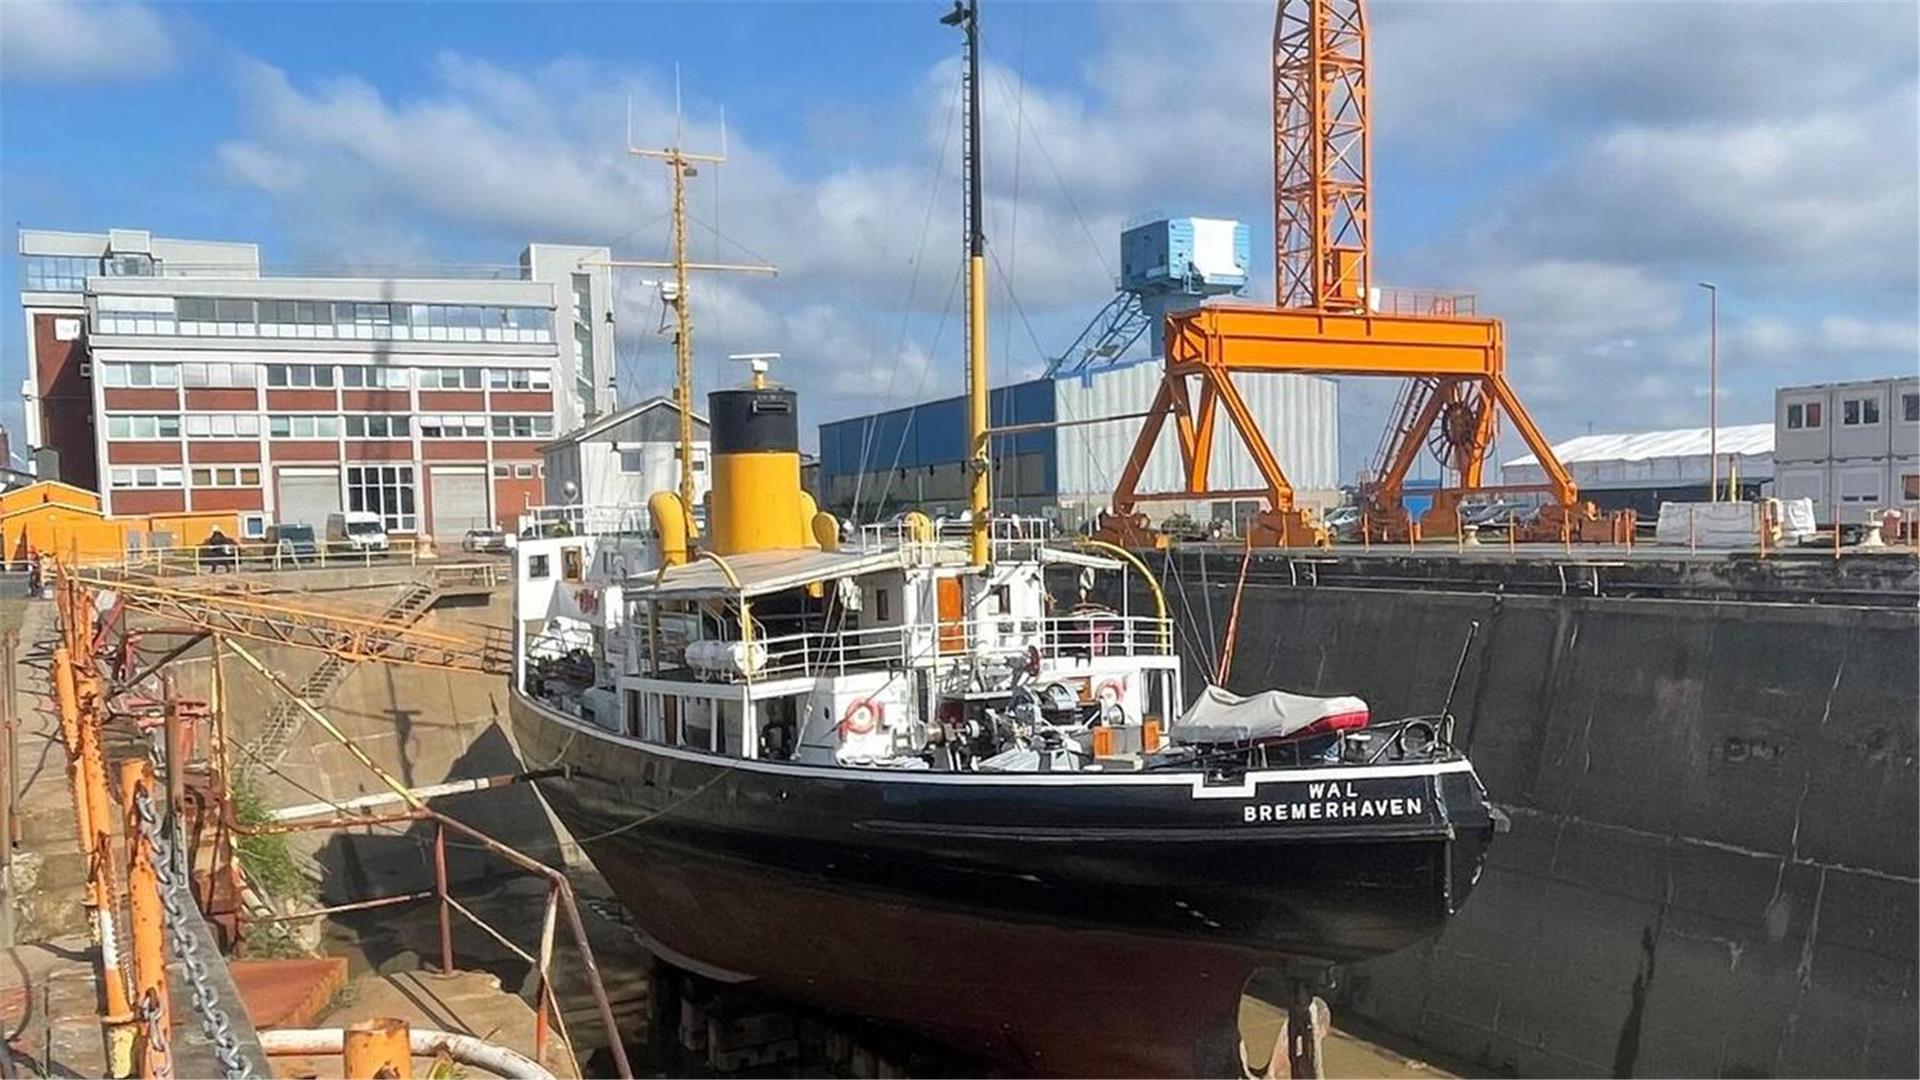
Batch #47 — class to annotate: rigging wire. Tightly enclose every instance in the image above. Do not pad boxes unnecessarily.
[851,71,965,523]
[1158,549,1218,679]
[995,7,1030,509]
[867,261,967,515]
[987,66,1113,283]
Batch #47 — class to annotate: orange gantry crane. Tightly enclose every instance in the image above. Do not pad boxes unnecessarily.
[1101,0,1613,546]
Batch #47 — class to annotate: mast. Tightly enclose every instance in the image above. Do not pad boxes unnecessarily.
[626,126,775,516]
[943,0,990,566]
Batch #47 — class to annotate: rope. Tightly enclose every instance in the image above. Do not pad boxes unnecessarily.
[1215,537,1255,685]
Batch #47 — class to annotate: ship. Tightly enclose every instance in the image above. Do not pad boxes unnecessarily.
[507,3,1499,1074]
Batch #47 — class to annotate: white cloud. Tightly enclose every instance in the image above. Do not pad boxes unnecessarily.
[0,1,177,83]
[203,3,1916,474]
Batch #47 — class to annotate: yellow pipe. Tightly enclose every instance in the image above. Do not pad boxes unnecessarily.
[968,254,989,566]
[649,491,690,569]
[1077,538,1171,653]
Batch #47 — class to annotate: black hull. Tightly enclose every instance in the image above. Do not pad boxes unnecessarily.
[511,690,1495,1076]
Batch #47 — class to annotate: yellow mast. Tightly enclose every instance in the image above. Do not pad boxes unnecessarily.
[944,0,990,567]
[623,105,776,516]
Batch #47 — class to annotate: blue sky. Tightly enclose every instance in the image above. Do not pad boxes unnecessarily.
[3,0,1916,479]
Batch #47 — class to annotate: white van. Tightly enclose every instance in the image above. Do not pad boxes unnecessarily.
[326,511,391,553]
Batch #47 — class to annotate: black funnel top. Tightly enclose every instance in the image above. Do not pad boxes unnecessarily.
[710,387,798,454]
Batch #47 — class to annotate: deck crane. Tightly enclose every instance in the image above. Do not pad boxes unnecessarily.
[1098,0,1613,546]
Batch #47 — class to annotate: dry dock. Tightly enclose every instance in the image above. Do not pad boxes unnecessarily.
[1124,545,1917,1078]
[2,547,1912,1078]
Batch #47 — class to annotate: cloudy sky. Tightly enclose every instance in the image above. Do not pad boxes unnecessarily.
[2,0,1915,478]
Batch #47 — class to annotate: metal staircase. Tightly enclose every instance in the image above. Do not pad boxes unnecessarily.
[240,569,496,771]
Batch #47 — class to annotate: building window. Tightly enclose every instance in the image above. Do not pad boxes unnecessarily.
[571,273,593,326]
[180,362,259,388]
[574,326,594,387]
[1841,396,1881,426]
[252,299,337,339]
[345,415,412,439]
[514,464,535,479]
[347,465,417,531]
[104,415,182,440]
[874,588,890,622]
[418,367,484,390]
[1904,393,1919,423]
[107,466,185,489]
[488,368,552,391]
[183,414,262,438]
[94,294,177,335]
[492,464,511,478]
[100,362,180,389]
[616,449,647,474]
[241,513,269,540]
[103,253,156,277]
[268,415,342,439]
[419,414,487,439]
[266,364,336,389]
[491,415,555,439]
[340,366,412,390]
[1903,474,1919,501]
[527,554,550,580]
[189,466,262,488]
[1786,401,1825,430]
[22,255,94,292]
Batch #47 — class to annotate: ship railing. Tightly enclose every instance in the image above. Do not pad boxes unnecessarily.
[650,611,1172,684]
[1037,613,1173,658]
[850,514,1056,560]
[517,503,658,538]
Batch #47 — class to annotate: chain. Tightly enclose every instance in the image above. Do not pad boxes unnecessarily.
[133,786,256,1080]
[137,988,174,1080]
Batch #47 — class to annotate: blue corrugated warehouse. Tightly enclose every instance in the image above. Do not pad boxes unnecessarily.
[818,218,1341,528]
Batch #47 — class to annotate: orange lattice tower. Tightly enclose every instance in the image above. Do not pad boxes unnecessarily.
[1274,0,1370,312]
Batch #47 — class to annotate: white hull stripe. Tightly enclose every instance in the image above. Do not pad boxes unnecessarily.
[516,691,1477,800]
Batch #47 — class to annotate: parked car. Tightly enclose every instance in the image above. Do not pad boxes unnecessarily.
[326,511,391,554]
[462,527,515,554]
[267,523,320,564]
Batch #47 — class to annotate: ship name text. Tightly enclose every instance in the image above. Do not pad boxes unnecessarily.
[1241,781,1423,823]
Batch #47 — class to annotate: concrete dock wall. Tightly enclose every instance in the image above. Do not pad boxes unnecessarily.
[1136,553,1917,1078]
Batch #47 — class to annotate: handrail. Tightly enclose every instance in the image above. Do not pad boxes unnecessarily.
[1076,538,1171,652]
[627,613,1174,684]
[203,640,627,1077]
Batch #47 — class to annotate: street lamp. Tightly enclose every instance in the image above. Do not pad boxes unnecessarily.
[1698,281,1718,501]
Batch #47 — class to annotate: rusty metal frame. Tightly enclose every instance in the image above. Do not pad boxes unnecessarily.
[72,569,509,674]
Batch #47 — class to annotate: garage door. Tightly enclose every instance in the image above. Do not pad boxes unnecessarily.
[430,469,489,538]
[278,469,341,528]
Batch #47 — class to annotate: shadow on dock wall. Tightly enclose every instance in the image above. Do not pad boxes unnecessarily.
[1136,565,1917,1079]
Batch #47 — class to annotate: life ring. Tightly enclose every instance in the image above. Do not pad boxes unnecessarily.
[840,698,883,736]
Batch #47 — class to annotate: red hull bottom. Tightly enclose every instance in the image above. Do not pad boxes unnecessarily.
[592,847,1273,1077]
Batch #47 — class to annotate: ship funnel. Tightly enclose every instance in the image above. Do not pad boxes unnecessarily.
[707,354,833,556]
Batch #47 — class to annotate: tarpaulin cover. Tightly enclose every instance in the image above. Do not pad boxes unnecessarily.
[1172,683,1368,746]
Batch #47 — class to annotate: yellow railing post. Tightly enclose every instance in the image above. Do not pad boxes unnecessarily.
[120,759,173,1080]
